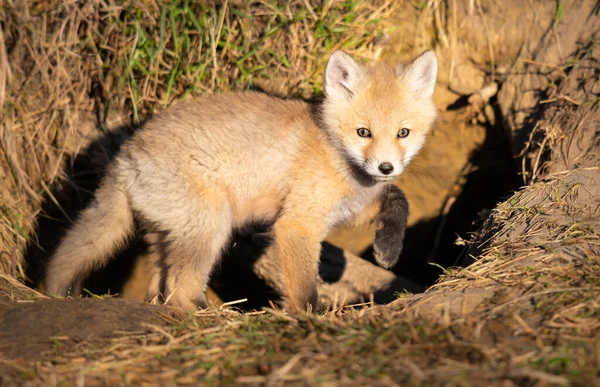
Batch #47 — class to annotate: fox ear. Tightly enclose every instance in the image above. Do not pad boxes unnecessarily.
[324,50,363,100]
[402,50,437,99]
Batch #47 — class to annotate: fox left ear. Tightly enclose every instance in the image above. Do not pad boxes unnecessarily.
[402,50,438,99]
[324,50,364,100]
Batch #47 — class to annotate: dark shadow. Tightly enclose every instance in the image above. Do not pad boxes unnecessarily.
[319,243,347,283]
[445,95,471,111]
[319,242,424,303]
[209,223,280,310]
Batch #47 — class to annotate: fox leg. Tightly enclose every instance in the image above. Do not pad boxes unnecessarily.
[266,216,325,312]
[144,206,232,311]
[372,185,409,268]
[334,184,409,269]
[145,246,163,304]
[129,170,232,311]
[146,269,161,304]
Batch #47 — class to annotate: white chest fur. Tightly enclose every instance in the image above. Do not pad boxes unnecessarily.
[328,184,383,229]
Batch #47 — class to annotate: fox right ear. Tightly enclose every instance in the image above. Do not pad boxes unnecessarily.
[402,50,438,99]
[324,50,363,100]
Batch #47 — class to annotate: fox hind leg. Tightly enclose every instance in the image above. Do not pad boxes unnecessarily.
[160,217,232,310]
[143,231,168,304]
[127,162,234,310]
[138,197,232,311]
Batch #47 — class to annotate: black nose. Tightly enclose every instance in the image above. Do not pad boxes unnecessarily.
[378,162,394,175]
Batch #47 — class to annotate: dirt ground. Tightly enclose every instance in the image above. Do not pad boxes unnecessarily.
[1,0,599,385]
[0,298,169,360]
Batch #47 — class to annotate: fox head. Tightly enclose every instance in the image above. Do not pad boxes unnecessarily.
[321,50,438,183]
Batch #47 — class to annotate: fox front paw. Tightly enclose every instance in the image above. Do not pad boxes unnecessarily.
[373,185,409,269]
[373,221,404,269]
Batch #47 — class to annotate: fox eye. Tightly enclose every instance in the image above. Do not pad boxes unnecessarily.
[357,128,371,138]
[398,128,410,138]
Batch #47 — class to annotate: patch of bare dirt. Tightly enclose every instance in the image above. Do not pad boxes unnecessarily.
[0,297,170,360]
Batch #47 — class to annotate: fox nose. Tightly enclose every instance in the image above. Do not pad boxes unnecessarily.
[378,162,394,175]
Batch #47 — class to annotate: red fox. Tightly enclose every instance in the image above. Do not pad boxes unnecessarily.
[44,50,438,311]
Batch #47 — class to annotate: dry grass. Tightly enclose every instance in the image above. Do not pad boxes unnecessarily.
[0,0,397,278]
[1,1,599,386]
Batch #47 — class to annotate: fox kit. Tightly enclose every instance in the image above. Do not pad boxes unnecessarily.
[45,50,437,311]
